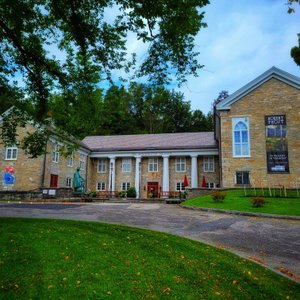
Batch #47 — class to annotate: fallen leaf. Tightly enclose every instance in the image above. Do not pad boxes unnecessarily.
[215,292,221,296]
[162,287,171,293]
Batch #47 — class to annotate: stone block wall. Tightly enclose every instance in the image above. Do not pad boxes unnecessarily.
[219,78,300,188]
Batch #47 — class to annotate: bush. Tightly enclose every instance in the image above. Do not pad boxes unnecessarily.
[118,191,127,198]
[88,191,97,198]
[211,191,227,203]
[251,196,267,208]
[126,187,137,198]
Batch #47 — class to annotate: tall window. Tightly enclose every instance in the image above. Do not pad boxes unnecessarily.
[122,158,132,173]
[79,154,85,170]
[5,146,18,160]
[148,158,158,172]
[96,182,106,191]
[175,158,186,172]
[236,171,250,185]
[66,177,72,187]
[232,118,250,157]
[204,157,214,172]
[176,182,185,191]
[121,182,130,191]
[52,144,59,163]
[98,159,107,173]
[67,153,73,167]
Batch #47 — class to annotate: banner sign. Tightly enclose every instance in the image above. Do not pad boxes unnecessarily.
[265,115,289,173]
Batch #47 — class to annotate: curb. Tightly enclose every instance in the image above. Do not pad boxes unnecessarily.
[180,205,300,221]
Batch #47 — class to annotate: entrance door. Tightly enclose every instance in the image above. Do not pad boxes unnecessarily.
[147,182,159,198]
[50,174,58,188]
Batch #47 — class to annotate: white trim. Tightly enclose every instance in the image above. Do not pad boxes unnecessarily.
[216,67,300,111]
[5,146,18,160]
[175,157,186,172]
[97,159,107,173]
[96,181,106,191]
[89,149,218,159]
[122,158,132,173]
[232,117,251,158]
[148,158,158,172]
[203,156,215,173]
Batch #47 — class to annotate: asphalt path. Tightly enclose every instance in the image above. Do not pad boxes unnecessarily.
[1,202,300,281]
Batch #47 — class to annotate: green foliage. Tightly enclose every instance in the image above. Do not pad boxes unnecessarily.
[88,192,97,198]
[211,191,227,203]
[291,33,300,67]
[118,191,127,198]
[20,129,49,158]
[0,0,211,154]
[0,218,299,299]
[251,196,267,208]
[126,187,137,198]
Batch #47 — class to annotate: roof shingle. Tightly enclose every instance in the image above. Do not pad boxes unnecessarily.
[82,132,217,152]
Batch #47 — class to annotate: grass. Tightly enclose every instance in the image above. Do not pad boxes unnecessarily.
[184,189,300,216]
[0,218,299,299]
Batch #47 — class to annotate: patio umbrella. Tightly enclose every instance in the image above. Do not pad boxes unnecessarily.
[183,175,189,187]
[201,176,207,188]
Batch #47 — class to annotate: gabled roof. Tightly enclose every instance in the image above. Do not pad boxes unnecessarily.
[216,67,300,111]
[82,132,217,152]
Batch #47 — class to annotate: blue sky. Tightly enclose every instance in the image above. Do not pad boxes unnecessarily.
[176,0,300,113]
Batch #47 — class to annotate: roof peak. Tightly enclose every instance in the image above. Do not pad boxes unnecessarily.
[216,67,300,111]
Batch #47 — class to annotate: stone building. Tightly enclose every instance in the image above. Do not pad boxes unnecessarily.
[215,67,300,188]
[0,66,299,197]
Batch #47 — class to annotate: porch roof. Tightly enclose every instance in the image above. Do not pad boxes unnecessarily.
[82,132,217,152]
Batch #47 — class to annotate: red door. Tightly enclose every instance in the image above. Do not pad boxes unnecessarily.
[50,174,58,188]
[147,182,159,198]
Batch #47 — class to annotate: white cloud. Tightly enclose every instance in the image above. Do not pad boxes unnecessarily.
[176,0,300,114]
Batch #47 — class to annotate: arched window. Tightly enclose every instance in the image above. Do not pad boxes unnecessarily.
[232,118,250,157]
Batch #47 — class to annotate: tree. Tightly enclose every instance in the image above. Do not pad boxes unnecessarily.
[211,90,229,109]
[0,0,209,157]
[291,34,300,67]
[286,1,300,66]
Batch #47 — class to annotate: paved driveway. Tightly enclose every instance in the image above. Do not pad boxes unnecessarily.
[1,202,300,280]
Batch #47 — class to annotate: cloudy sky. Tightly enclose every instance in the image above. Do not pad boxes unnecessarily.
[117,0,300,114]
[176,0,300,113]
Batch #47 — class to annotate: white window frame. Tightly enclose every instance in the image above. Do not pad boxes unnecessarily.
[232,117,250,157]
[122,158,132,173]
[206,182,215,188]
[52,144,59,163]
[67,153,73,167]
[176,182,185,191]
[79,154,85,170]
[148,158,158,172]
[5,146,18,160]
[203,157,214,172]
[121,182,131,191]
[98,159,107,173]
[66,177,72,187]
[175,157,186,172]
[96,182,106,191]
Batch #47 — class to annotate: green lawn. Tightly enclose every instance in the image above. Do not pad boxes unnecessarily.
[184,189,300,216]
[0,218,299,299]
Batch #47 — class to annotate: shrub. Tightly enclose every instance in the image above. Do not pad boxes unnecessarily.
[118,191,127,198]
[251,196,267,208]
[126,187,137,198]
[211,191,227,203]
[88,191,97,198]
